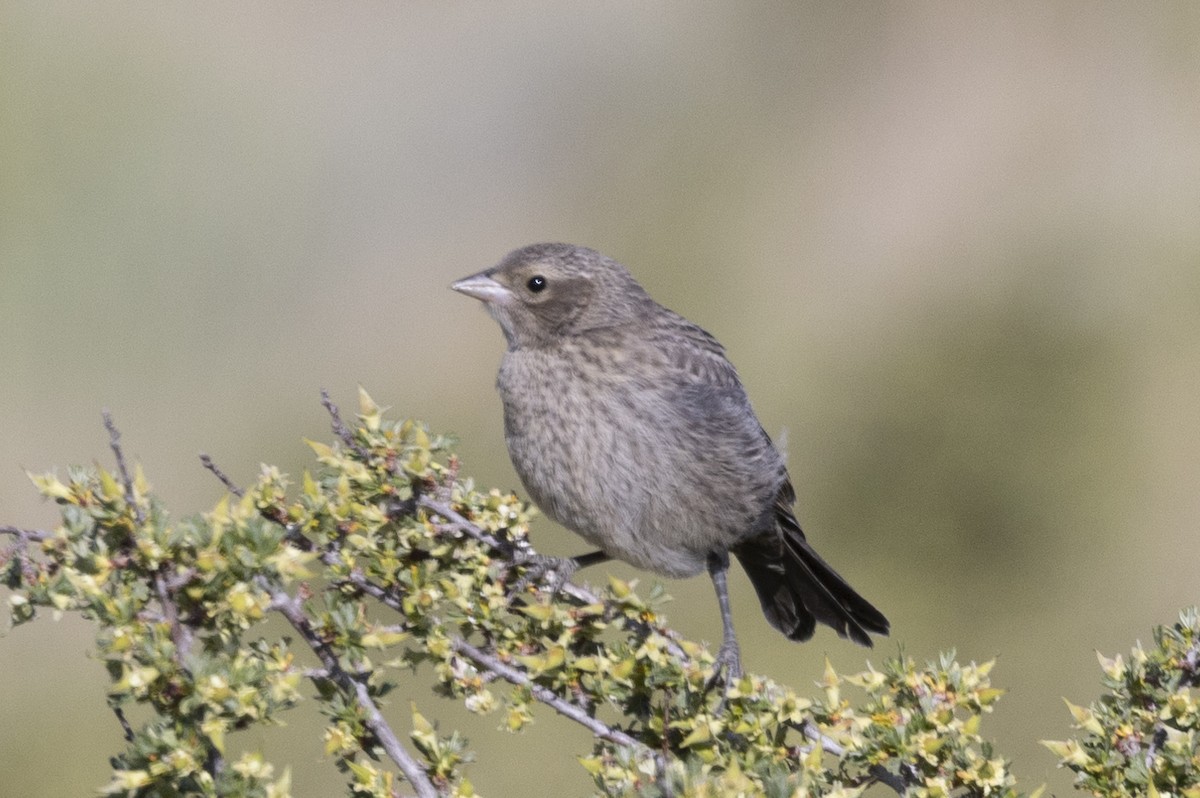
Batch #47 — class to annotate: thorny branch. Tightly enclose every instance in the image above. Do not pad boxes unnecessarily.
[265,581,439,798]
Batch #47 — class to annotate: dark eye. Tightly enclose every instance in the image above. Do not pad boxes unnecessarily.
[527,275,547,293]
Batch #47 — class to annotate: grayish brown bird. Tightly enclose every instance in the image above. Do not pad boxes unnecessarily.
[452,243,888,678]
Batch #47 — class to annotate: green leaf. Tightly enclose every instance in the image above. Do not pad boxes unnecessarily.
[358,386,382,431]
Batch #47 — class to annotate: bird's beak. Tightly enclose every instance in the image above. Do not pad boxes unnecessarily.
[451,271,511,304]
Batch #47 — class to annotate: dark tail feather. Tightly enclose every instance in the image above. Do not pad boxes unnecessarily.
[733,515,889,647]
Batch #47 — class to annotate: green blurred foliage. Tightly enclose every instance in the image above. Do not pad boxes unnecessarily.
[2,3,1199,796]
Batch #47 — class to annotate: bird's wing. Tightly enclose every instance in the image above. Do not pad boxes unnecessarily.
[648,311,745,391]
[643,310,784,472]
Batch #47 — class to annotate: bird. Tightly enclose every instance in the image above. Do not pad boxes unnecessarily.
[451,243,888,679]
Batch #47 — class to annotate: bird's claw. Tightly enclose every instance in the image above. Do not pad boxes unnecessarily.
[704,638,744,703]
[508,552,580,599]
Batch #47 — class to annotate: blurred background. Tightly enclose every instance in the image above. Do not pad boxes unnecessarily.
[2,2,1198,795]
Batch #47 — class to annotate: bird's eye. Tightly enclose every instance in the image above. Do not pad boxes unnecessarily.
[527,275,547,293]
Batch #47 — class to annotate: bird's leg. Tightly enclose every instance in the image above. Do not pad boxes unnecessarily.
[705,549,743,691]
[510,549,610,598]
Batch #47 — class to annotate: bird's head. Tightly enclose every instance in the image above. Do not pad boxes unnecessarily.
[451,243,651,348]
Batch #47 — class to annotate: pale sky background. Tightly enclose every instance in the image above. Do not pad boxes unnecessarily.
[2,3,1199,796]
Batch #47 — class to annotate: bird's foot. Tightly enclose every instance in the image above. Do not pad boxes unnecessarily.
[508,551,581,599]
[704,637,744,700]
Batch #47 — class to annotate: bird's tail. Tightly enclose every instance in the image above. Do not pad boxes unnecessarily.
[732,512,889,647]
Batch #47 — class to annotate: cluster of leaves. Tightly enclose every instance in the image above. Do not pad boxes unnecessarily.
[1043,609,1200,798]
[0,389,1039,797]
[10,464,304,795]
[600,650,1025,798]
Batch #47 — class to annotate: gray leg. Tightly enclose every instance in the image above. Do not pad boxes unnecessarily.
[706,549,743,683]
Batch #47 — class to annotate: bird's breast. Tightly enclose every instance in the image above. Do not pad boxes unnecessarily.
[495,344,775,578]
[497,347,648,537]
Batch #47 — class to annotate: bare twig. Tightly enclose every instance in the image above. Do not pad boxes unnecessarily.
[101,415,191,651]
[113,705,135,742]
[102,410,142,524]
[198,454,244,497]
[336,567,403,612]
[265,581,437,798]
[320,389,369,458]
[417,496,507,551]
[0,525,50,541]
